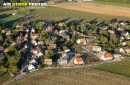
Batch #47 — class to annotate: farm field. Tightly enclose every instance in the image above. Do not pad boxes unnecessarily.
[94,60,130,77]
[93,1,130,8]
[0,9,30,25]
[0,71,12,85]
[1,4,130,26]
[50,2,130,18]
[8,68,130,85]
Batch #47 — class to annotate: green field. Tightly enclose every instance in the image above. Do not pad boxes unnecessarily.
[0,6,130,26]
[0,9,30,25]
[94,60,130,77]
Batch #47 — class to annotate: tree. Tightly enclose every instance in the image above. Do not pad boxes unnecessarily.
[0,59,3,66]
[36,23,43,32]
[103,37,108,43]
[12,66,18,73]
[13,21,18,29]
[44,50,54,59]
[87,29,93,34]
[100,29,107,36]
[127,41,130,47]
[58,48,62,52]
[63,46,68,50]
[44,53,50,59]
[104,20,110,26]
[0,0,4,7]
[70,24,75,31]
[109,40,116,48]
[110,34,118,44]
[85,55,99,64]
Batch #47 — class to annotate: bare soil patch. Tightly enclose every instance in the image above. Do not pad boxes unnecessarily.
[49,2,130,17]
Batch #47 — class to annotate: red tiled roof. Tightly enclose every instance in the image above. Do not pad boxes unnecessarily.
[47,44,56,50]
[31,34,38,36]
[104,53,113,58]
[20,21,29,26]
[47,27,53,31]
[108,53,112,57]
[23,36,27,40]
[76,57,83,62]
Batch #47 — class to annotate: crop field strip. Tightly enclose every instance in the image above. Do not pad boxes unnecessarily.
[9,68,130,85]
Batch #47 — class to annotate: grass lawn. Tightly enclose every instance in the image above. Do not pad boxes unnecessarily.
[0,6,130,26]
[93,1,130,8]
[94,60,130,77]
[0,71,13,85]
[8,68,130,85]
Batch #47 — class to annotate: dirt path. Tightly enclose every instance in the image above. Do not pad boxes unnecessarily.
[49,2,130,17]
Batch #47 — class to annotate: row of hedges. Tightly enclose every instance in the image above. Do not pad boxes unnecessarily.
[94,0,130,4]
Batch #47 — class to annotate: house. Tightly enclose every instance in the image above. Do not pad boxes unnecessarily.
[44,59,52,65]
[108,30,115,34]
[31,49,38,55]
[0,53,5,60]
[4,48,9,52]
[58,52,69,66]
[54,30,59,34]
[121,31,129,36]
[23,35,28,41]
[58,22,65,26]
[28,64,36,70]
[93,46,101,52]
[25,28,29,32]
[11,42,18,47]
[125,36,130,40]
[0,46,4,52]
[18,28,24,32]
[86,37,94,42]
[101,53,113,61]
[29,59,38,64]
[6,30,11,35]
[58,58,67,66]
[74,57,84,65]
[20,21,29,27]
[119,36,125,41]
[46,26,53,31]
[122,46,130,53]
[31,39,38,46]
[76,39,86,45]
[37,51,43,57]
[119,48,125,53]
[47,44,57,50]
[31,27,35,33]
[122,42,127,46]
[38,40,44,45]
[113,53,122,59]
[31,33,38,39]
